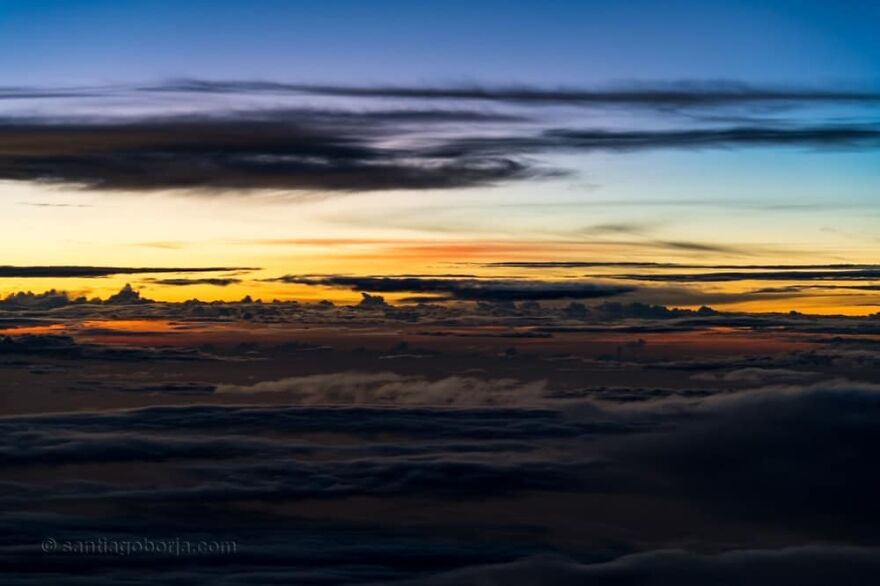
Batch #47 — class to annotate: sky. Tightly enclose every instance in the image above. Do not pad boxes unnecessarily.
[1,0,879,313]
[5,3,880,584]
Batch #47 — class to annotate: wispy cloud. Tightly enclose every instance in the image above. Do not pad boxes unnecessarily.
[0,115,543,192]
[428,126,880,158]
[273,275,634,301]
[486,261,880,270]
[17,202,92,208]
[139,79,880,109]
[607,268,880,283]
[147,277,242,287]
[7,79,880,108]
[0,266,256,278]
[1,80,878,195]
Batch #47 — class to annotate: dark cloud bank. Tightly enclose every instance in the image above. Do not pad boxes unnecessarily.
[275,275,635,301]
[0,266,254,278]
[0,115,548,192]
[2,380,880,584]
[1,116,875,193]
[2,286,880,583]
[607,267,880,283]
[2,80,879,193]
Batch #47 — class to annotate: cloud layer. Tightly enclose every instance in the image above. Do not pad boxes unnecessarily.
[275,275,635,301]
[0,266,253,278]
[1,80,879,194]
[0,116,539,192]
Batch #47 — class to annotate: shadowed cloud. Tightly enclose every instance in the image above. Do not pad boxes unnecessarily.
[142,79,880,109]
[272,275,635,301]
[608,268,880,282]
[0,114,545,193]
[1,80,880,194]
[0,266,255,278]
[486,261,880,270]
[7,79,880,109]
[407,547,880,586]
[2,118,877,194]
[147,278,242,287]
[428,125,880,159]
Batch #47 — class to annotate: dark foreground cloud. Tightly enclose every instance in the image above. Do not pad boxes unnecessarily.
[604,381,880,539]
[407,547,880,586]
[0,404,593,442]
[2,378,880,583]
[0,334,214,361]
[273,275,635,301]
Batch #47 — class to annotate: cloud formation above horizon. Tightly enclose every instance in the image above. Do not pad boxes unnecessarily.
[0,79,878,194]
[273,275,635,301]
[0,266,255,278]
[8,79,880,108]
[607,268,880,283]
[0,115,541,192]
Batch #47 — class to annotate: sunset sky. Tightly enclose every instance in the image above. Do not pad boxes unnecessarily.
[5,3,880,584]
[1,0,879,313]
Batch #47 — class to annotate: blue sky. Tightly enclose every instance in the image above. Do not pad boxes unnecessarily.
[1,0,878,85]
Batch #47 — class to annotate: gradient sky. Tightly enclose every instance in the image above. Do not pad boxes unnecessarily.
[1,0,879,313]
